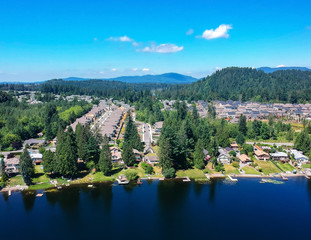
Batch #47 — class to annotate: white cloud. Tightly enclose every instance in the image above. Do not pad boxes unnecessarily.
[138,43,184,53]
[142,68,150,72]
[306,26,311,30]
[99,71,105,74]
[186,29,194,35]
[132,68,138,71]
[200,24,232,40]
[94,37,98,41]
[276,64,285,68]
[111,68,117,72]
[108,35,133,42]
[132,42,139,46]
[216,66,222,70]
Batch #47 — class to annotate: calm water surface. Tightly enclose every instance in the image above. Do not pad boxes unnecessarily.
[1,178,311,240]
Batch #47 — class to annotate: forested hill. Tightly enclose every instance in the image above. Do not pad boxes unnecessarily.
[157,67,311,103]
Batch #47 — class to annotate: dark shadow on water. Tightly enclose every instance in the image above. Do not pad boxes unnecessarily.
[307,179,311,204]
[123,182,137,193]
[193,181,206,196]
[146,179,153,185]
[2,192,9,202]
[45,186,80,212]
[157,179,191,210]
[208,179,218,203]
[21,190,36,211]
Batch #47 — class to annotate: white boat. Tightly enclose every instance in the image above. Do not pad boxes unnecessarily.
[116,174,129,185]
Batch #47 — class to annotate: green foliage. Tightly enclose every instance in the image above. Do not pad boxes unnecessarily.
[229,150,237,157]
[20,149,34,185]
[0,158,8,182]
[163,168,176,178]
[232,162,239,168]
[294,130,311,153]
[215,163,225,172]
[236,132,245,145]
[122,142,136,166]
[193,139,205,169]
[238,115,247,135]
[123,112,143,151]
[42,150,55,173]
[124,169,138,181]
[243,144,254,154]
[141,162,155,174]
[55,127,78,177]
[98,135,112,175]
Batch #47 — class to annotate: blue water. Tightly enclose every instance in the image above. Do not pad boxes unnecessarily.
[1,178,311,240]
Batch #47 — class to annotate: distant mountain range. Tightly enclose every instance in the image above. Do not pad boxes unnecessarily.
[63,73,198,84]
[257,66,311,73]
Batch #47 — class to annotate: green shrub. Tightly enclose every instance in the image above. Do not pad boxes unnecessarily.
[124,169,138,181]
[141,162,154,174]
[163,168,176,178]
[232,162,239,168]
[203,169,209,173]
[215,164,225,172]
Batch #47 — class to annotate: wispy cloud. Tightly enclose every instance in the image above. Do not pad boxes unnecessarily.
[186,29,194,35]
[108,35,134,42]
[111,68,117,72]
[132,68,138,71]
[276,64,285,68]
[306,26,311,30]
[199,24,232,40]
[94,37,98,41]
[142,68,150,72]
[138,43,184,53]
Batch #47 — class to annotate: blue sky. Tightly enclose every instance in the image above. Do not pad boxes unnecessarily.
[0,0,311,82]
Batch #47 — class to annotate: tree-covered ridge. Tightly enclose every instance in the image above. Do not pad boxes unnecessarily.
[157,67,311,103]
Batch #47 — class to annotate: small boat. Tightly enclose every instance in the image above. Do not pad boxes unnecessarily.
[116,174,129,185]
[57,186,62,190]
[137,179,143,185]
[88,184,94,188]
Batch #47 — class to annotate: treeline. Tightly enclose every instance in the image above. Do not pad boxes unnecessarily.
[0,91,92,149]
[156,67,311,103]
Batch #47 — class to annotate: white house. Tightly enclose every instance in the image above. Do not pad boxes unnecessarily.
[290,149,309,165]
[217,148,231,165]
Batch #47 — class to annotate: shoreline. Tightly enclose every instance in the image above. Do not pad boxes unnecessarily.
[1,173,309,193]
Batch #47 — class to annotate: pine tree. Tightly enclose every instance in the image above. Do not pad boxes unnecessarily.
[159,138,174,171]
[42,150,55,173]
[20,148,34,185]
[122,142,136,166]
[260,123,270,140]
[55,127,78,177]
[236,132,245,145]
[192,104,199,124]
[86,135,100,165]
[98,135,112,175]
[194,139,205,169]
[238,115,247,135]
[123,112,143,151]
[0,158,8,182]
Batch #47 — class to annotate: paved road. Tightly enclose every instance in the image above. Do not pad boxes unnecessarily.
[246,141,294,147]
[142,123,153,145]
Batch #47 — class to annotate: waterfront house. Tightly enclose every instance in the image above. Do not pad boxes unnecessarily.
[153,121,163,134]
[254,149,270,161]
[133,149,142,162]
[230,143,239,151]
[270,152,289,162]
[4,157,20,174]
[203,149,211,161]
[217,148,231,165]
[110,147,123,164]
[144,155,159,165]
[290,149,309,165]
[24,139,47,148]
[239,154,252,165]
[30,153,43,165]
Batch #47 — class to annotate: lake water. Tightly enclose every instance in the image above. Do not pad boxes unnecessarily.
[1,178,311,240]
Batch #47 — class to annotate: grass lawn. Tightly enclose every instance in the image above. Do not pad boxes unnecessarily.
[72,171,115,184]
[242,166,261,175]
[29,183,53,190]
[32,165,50,184]
[275,162,295,172]
[176,168,206,180]
[254,159,281,175]
[224,164,240,175]
[205,162,216,174]
[8,175,24,186]
[303,164,311,169]
[137,163,163,178]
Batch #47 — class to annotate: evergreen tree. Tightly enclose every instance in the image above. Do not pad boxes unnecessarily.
[159,138,174,172]
[294,130,311,153]
[208,137,218,158]
[98,135,112,175]
[236,132,245,145]
[238,115,247,135]
[20,148,34,185]
[260,123,270,140]
[55,127,78,177]
[42,150,55,173]
[122,142,136,166]
[286,129,294,141]
[85,135,100,165]
[0,158,8,182]
[193,139,205,169]
[123,112,143,151]
[192,104,199,124]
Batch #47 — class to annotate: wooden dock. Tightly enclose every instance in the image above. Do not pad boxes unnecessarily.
[228,175,238,182]
[183,176,191,182]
